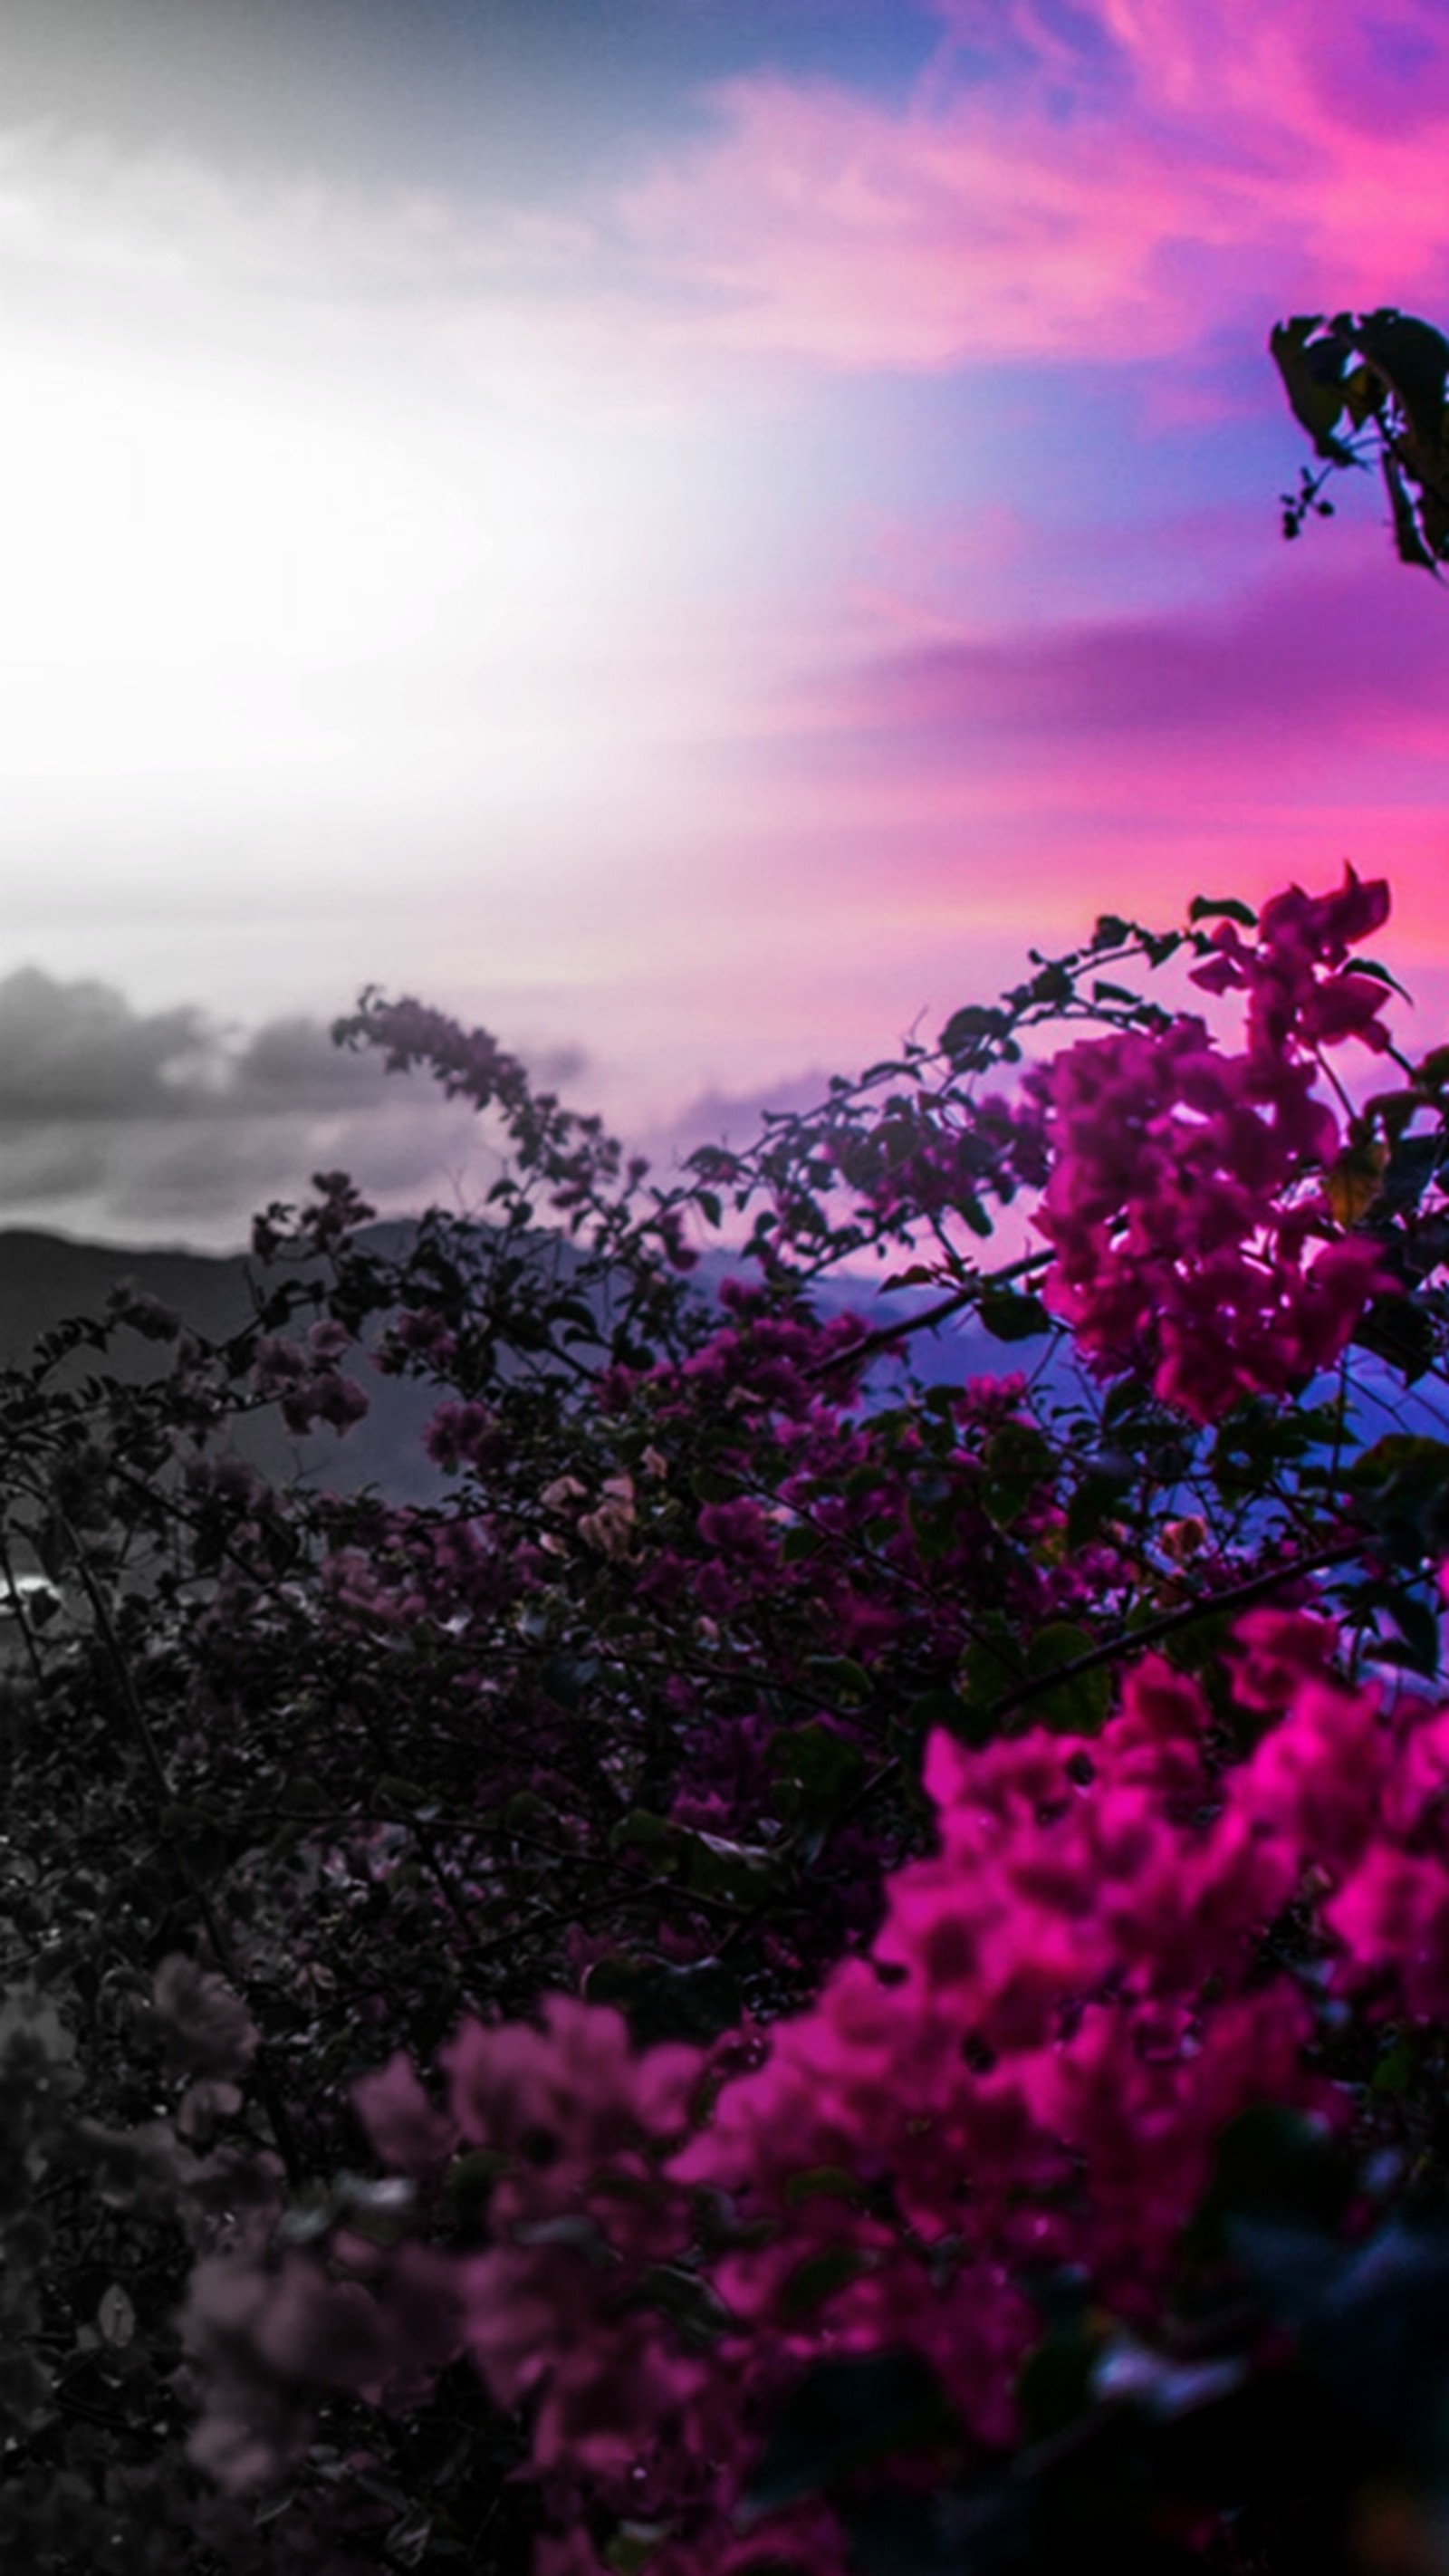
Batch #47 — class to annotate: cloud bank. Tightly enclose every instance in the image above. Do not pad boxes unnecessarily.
[0,969,590,1248]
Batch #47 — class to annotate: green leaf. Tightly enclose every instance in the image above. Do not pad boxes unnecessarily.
[537,1652,599,1713]
[504,1789,552,1831]
[1372,2037,1417,2098]
[606,2523,674,2576]
[1376,1585,1441,1677]
[441,2146,511,2235]
[1352,1295,1436,1385]
[1344,360,1384,430]
[1013,1622,1112,1733]
[779,1522,824,1563]
[802,1656,873,1707]
[770,1723,866,1818]
[373,1773,432,1811]
[1324,1134,1388,1226]
[1269,317,1358,464]
[739,2350,959,2523]
[937,1004,1007,1062]
[1140,928,1183,968]
[1419,457,1449,560]
[1349,1433,1449,1562]
[779,2245,876,2321]
[1064,1465,1131,1552]
[782,2165,864,2207]
[1382,447,1437,571]
[907,1683,977,1741]
[584,1954,745,2046]
[609,1812,778,1903]
[1187,895,1258,928]
[1353,309,1449,460]
[1232,2216,1449,2454]
[956,1614,1029,1728]
[977,1290,1051,1343]
[1377,1131,1449,1216]
[631,2261,733,2347]
[1016,2318,1099,2443]
[981,1421,1055,1530]
[1188,2104,1351,2265]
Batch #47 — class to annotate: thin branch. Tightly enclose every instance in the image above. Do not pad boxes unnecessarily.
[804,1252,1054,1381]
[987,1533,1363,1725]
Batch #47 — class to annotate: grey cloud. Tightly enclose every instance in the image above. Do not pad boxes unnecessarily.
[530,1043,590,1088]
[231,1014,394,1110]
[230,1013,587,1112]
[0,967,210,1121]
[639,1068,839,1169]
[0,1127,110,1205]
[0,971,401,1124]
[0,967,591,1247]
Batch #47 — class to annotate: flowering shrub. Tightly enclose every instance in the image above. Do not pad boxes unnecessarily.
[7,866,1449,2570]
[172,1602,1449,2574]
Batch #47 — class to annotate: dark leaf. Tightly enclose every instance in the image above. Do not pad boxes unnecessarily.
[778,2245,876,2321]
[1349,1433,1449,1560]
[1011,1622,1112,1732]
[740,2348,959,2523]
[769,1724,866,1819]
[1381,447,1437,571]
[1354,309,1449,458]
[1187,896,1258,928]
[841,2483,1032,2576]
[977,1291,1052,1343]
[584,1954,745,2045]
[1234,2217,1449,2456]
[1269,318,1358,464]
[937,1004,1008,1062]
[1064,1465,1131,1552]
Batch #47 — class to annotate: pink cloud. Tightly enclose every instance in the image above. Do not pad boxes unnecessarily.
[670,529,1449,1004]
[813,558,1449,767]
[610,1,1449,375]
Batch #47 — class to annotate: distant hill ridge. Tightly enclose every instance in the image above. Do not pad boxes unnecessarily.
[0,1225,1030,1504]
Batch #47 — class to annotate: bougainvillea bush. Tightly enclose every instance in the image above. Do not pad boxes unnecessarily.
[8,868,1449,2571]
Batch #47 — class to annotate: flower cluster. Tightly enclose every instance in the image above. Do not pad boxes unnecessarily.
[251,1321,370,1437]
[1029,870,1396,1419]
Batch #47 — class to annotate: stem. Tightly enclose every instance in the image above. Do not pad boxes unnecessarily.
[804,1252,1054,1381]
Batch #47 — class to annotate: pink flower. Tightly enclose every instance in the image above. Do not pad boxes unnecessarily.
[440,2001,700,2206]
[1232,1676,1385,1873]
[1031,875,1395,1420]
[353,2052,459,2176]
[1327,1845,1449,2017]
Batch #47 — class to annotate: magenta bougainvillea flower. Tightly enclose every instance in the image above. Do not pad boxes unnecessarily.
[1027,869,1395,1419]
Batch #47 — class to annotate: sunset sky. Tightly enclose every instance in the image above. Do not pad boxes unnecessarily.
[5,0,1449,1246]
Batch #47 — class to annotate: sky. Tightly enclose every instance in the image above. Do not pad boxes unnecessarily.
[5,0,1449,1248]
